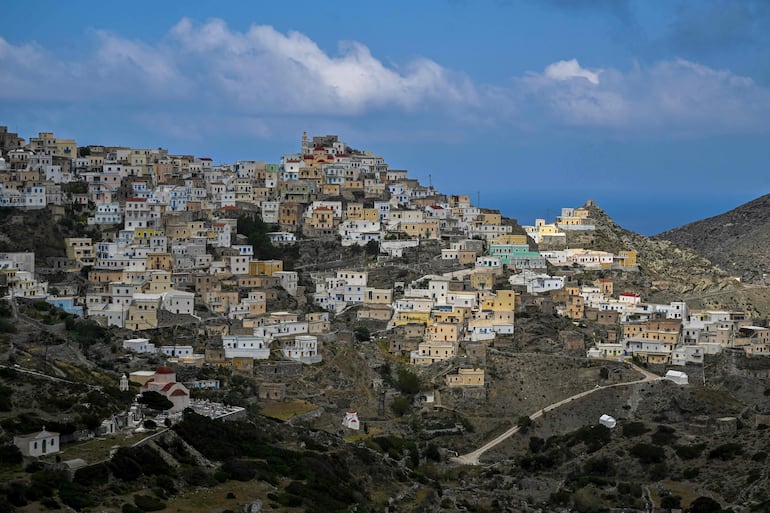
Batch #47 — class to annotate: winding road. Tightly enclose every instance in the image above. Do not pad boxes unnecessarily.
[452,364,661,465]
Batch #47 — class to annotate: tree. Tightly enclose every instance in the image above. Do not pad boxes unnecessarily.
[688,496,722,513]
[396,368,420,395]
[139,391,173,411]
[390,397,411,417]
[661,495,682,510]
[365,239,380,256]
[517,416,533,433]
[600,367,610,380]
[354,326,371,342]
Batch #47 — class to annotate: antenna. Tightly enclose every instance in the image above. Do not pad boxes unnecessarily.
[428,173,432,189]
[477,191,481,208]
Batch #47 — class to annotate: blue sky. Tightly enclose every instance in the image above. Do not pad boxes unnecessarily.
[2,0,770,234]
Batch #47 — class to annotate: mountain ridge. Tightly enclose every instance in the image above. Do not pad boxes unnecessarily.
[655,192,770,284]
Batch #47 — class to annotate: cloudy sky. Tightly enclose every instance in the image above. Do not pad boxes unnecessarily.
[2,0,770,234]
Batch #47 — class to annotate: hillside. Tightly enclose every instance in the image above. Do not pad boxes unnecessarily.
[569,203,770,318]
[656,193,770,284]
[585,203,733,295]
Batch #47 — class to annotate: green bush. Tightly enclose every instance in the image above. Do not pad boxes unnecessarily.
[122,504,143,513]
[583,456,615,476]
[687,496,722,512]
[0,319,17,333]
[30,471,67,497]
[0,444,22,466]
[154,474,177,495]
[651,425,677,446]
[40,497,61,510]
[221,459,258,481]
[622,422,649,438]
[708,443,743,461]
[395,368,420,395]
[390,396,411,416]
[630,443,665,464]
[529,436,545,453]
[74,462,111,487]
[517,416,533,433]
[133,494,166,512]
[683,467,700,479]
[566,425,611,453]
[59,482,95,510]
[676,443,705,460]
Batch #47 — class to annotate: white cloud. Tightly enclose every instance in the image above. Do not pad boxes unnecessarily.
[543,59,601,84]
[166,18,476,114]
[1,22,770,139]
[515,57,770,134]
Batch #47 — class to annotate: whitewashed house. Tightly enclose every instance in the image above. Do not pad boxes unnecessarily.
[14,428,60,457]
[282,335,321,364]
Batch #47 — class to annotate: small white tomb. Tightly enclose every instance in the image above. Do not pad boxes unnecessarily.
[342,409,360,430]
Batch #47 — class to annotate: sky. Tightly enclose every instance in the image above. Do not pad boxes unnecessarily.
[2,0,770,235]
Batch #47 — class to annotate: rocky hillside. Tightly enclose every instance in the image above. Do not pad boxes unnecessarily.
[656,193,770,283]
[583,203,770,317]
[585,203,734,295]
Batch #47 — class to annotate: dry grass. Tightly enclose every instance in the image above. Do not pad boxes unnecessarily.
[54,432,145,464]
[344,426,384,442]
[156,480,278,513]
[259,399,317,421]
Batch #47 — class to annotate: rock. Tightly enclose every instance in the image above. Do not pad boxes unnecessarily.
[242,500,262,513]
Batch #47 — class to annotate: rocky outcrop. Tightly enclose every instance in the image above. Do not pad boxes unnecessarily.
[586,203,734,295]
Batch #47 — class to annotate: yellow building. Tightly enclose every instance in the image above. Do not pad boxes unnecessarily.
[64,238,95,266]
[125,297,161,331]
[493,234,528,245]
[615,250,638,268]
[427,322,461,343]
[134,229,163,244]
[411,340,457,366]
[364,288,392,305]
[249,260,283,277]
[146,253,173,271]
[432,309,466,324]
[400,220,440,240]
[446,368,485,387]
[482,290,516,311]
[145,270,173,294]
[345,203,363,220]
[470,271,496,291]
[361,208,380,222]
[392,311,430,327]
[478,212,502,225]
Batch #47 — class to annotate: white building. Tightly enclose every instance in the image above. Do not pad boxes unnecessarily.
[665,370,689,385]
[599,414,617,429]
[123,338,157,353]
[14,428,60,457]
[159,345,194,358]
[223,335,270,359]
[282,335,321,364]
[342,410,360,430]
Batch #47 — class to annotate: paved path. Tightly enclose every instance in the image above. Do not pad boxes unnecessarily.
[452,364,661,465]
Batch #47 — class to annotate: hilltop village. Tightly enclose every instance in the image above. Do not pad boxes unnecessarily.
[2,127,767,367]
[1,126,770,512]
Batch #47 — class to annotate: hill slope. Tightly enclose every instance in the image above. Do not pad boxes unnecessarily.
[655,193,770,283]
[585,203,732,295]
[577,203,770,317]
